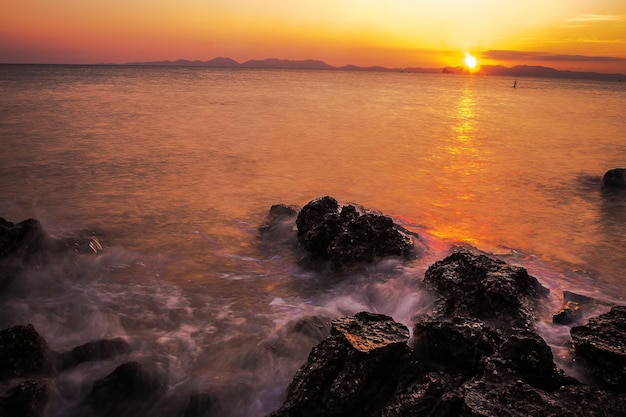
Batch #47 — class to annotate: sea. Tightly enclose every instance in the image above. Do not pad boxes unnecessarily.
[1,64,625,416]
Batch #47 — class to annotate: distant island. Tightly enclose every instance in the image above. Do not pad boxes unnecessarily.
[125,57,626,81]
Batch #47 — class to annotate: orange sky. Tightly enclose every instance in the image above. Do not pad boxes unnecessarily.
[2,0,626,73]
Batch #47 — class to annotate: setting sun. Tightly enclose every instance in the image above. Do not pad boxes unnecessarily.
[464,52,478,70]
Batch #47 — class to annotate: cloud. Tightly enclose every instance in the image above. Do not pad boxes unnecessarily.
[566,14,623,23]
[481,50,626,63]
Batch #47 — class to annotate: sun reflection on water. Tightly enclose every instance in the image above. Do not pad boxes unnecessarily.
[431,81,490,246]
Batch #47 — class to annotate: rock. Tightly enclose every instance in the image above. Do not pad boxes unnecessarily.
[563,291,595,305]
[290,315,332,341]
[331,312,410,353]
[553,301,582,325]
[295,196,413,268]
[0,218,103,292]
[262,316,332,359]
[412,316,499,377]
[452,374,626,417]
[0,324,50,380]
[56,337,131,371]
[53,232,103,254]
[570,305,626,392]
[0,218,50,291]
[267,250,626,416]
[268,253,626,417]
[268,204,298,219]
[267,312,410,417]
[500,329,563,391]
[295,196,343,256]
[259,205,298,234]
[423,249,548,328]
[91,361,165,416]
[0,379,49,417]
[258,204,299,250]
[602,168,626,188]
[0,218,49,260]
[183,393,218,417]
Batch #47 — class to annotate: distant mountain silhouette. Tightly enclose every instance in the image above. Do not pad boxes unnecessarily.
[126,57,441,74]
[127,57,625,81]
[443,64,625,81]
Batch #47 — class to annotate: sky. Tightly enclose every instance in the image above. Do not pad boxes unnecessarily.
[2,0,626,73]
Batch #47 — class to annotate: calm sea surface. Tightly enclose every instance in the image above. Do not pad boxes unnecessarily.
[1,65,625,416]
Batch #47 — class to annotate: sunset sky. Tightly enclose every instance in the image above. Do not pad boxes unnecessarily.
[2,0,626,73]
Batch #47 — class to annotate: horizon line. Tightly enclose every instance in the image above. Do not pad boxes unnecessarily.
[2,57,625,81]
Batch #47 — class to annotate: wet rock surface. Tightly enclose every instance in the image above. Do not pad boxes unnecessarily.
[332,312,409,353]
[571,305,626,392]
[423,250,549,329]
[268,313,410,417]
[295,196,414,268]
[268,250,626,417]
[603,167,626,188]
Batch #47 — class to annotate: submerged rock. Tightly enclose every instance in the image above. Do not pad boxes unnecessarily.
[570,306,626,392]
[56,337,131,371]
[0,379,49,417]
[91,361,166,416]
[0,324,50,380]
[602,167,626,188]
[183,392,218,417]
[0,217,103,292]
[295,196,414,268]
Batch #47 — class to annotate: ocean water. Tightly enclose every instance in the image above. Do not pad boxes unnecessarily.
[0,64,625,416]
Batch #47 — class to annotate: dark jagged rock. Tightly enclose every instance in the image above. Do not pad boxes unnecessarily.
[0,218,49,260]
[602,167,626,188]
[553,300,582,325]
[0,218,50,290]
[295,196,343,256]
[451,373,625,417]
[570,306,626,392]
[0,218,102,292]
[412,316,500,377]
[0,324,50,380]
[91,361,165,416]
[553,291,604,325]
[56,337,131,371]
[423,249,548,328]
[295,196,414,268]
[267,312,410,417]
[499,329,563,391]
[268,251,626,417]
[0,379,49,417]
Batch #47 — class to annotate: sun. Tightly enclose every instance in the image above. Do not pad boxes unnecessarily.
[464,52,478,70]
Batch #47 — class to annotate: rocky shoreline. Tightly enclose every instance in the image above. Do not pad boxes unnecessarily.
[1,192,626,416]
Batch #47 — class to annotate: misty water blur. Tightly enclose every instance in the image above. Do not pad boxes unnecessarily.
[0,65,625,416]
